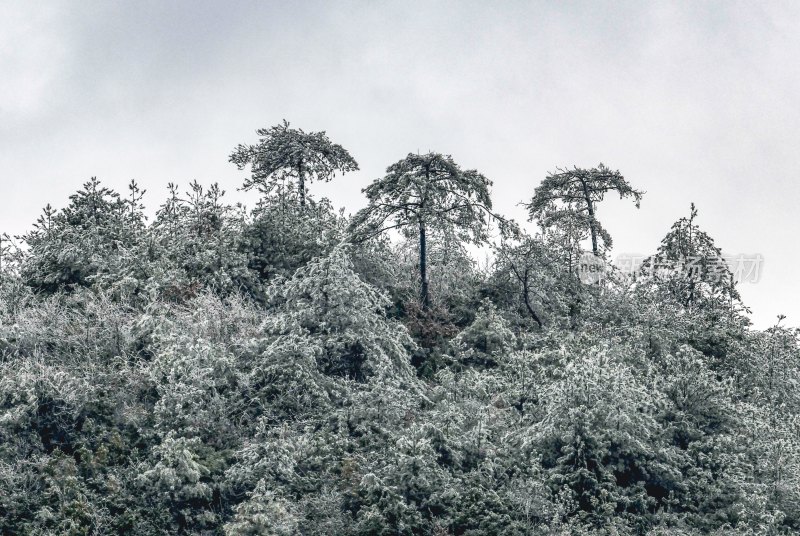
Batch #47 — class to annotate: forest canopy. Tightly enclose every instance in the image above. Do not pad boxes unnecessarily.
[0,123,798,535]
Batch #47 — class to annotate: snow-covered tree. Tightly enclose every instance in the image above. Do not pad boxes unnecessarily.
[230,120,359,207]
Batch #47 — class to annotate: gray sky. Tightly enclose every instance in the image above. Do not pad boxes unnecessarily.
[2,1,798,328]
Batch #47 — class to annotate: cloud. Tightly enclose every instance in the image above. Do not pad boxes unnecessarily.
[0,2,68,119]
[1,0,799,327]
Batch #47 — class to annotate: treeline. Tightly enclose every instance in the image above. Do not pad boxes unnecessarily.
[0,122,798,535]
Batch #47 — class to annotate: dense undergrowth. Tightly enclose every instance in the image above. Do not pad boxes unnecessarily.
[1,127,798,535]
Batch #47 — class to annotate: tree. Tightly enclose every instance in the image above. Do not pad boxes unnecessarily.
[533,348,669,528]
[150,181,258,300]
[263,244,417,384]
[137,433,215,532]
[0,233,22,277]
[493,235,557,328]
[242,195,343,284]
[20,178,146,294]
[392,226,482,338]
[6,126,800,535]
[756,315,800,407]
[229,120,359,207]
[526,164,643,257]
[452,298,516,367]
[349,152,504,309]
[224,480,299,536]
[639,203,743,314]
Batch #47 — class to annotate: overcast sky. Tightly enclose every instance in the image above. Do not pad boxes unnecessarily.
[1,1,798,328]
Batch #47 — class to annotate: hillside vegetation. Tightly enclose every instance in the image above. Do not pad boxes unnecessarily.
[1,124,798,535]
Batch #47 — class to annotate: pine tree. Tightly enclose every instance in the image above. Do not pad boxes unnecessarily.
[350,152,507,309]
[526,164,643,257]
[639,204,742,313]
[230,120,359,207]
[20,178,145,294]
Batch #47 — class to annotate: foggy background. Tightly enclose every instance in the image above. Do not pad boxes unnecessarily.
[1,0,798,328]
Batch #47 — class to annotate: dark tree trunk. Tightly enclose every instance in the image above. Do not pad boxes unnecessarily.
[419,221,429,309]
[587,203,598,256]
[521,268,544,328]
[298,161,306,208]
[579,179,599,257]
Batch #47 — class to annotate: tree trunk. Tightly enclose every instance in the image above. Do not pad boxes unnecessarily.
[521,268,544,328]
[419,221,430,309]
[579,179,599,257]
[298,161,306,208]
[587,203,598,257]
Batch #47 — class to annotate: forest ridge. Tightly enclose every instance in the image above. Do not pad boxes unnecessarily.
[0,122,798,535]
